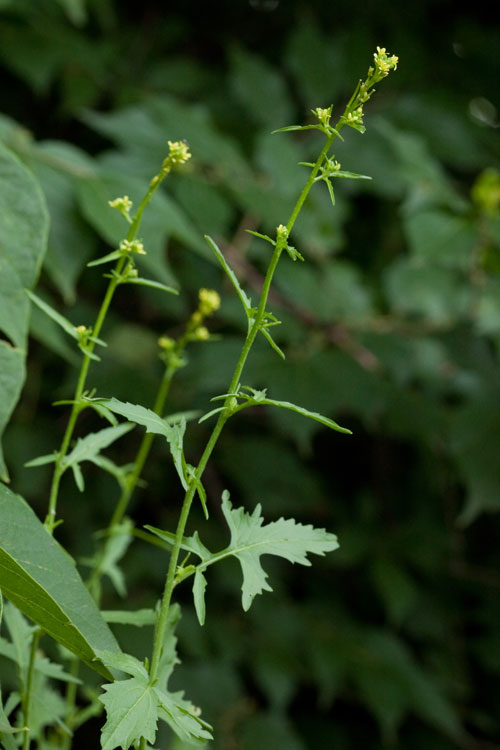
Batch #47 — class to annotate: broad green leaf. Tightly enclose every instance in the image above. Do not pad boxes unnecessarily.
[27,140,96,302]
[0,142,48,480]
[99,675,158,750]
[0,484,121,679]
[229,46,293,129]
[98,647,212,748]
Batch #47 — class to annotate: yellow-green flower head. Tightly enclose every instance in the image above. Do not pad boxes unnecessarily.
[193,326,210,341]
[198,288,221,315]
[373,47,399,76]
[347,106,364,124]
[166,140,192,166]
[120,239,146,255]
[75,325,87,336]
[313,106,332,128]
[158,336,175,351]
[108,195,133,213]
[276,224,288,241]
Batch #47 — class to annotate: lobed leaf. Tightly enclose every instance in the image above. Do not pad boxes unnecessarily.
[218,491,339,610]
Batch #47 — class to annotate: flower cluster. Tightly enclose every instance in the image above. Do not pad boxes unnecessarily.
[346,106,364,126]
[312,106,333,128]
[108,195,133,222]
[373,46,399,77]
[158,288,220,365]
[198,288,221,316]
[162,140,192,170]
[119,239,146,256]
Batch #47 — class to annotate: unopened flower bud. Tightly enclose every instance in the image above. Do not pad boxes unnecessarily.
[198,288,221,315]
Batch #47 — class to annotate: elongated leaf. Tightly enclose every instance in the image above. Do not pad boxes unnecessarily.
[86,398,177,439]
[0,484,121,679]
[330,170,372,180]
[240,392,352,434]
[124,277,178,295]
[193,569,207,626]
[0,143,49,480]
[101,609,156,627]
[62,423,134,470]
[87,399,194,497]
[204,235,251,312]
[25,290,78,340]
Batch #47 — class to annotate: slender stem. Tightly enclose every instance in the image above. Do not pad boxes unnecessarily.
[147,122,346,693]
[86,362,177,597]
[21,629,41,750]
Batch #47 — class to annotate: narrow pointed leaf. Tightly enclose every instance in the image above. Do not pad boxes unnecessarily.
[24,453,57,468]
[87,249,123,267]
[62,423,134,470]
[271,124,322,134]
[193,568,207,626]
[0,484,121,679]
[331,170,372,180]
[204,235,251,312]
[123,277,178,295]
[245,230,275,245]
[325,178,336,207]
[26,291,78,340]
[245,394,352,434]
[101,609,156,627]
[260,328,285,359]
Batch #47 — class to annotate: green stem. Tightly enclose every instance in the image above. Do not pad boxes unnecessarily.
[21,629,41,750]
[86,362,177,598]
[44,163,170,534]
[147,121,346,690]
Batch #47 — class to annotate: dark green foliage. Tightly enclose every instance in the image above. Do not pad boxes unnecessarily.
[1,1,499,748]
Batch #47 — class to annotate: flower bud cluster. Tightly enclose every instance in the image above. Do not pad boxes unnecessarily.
[373,46,399,77]
[162,140,192,171]
[346,106,364,126]
[312,106,333,128]
[120,239,146,256]
[108,195,133,222]
[158,288,220,366]
[198,288,221,316]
